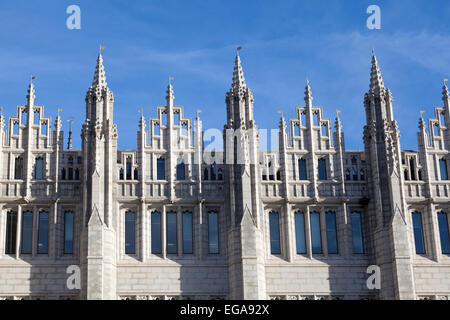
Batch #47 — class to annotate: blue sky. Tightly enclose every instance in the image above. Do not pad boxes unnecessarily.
[0,0,449,150]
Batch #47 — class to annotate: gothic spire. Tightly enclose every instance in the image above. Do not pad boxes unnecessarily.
[370,49,385,93]
[27,76,36,107]
[304,78,313,106]
[231,48,246,92]
[91,53,107,89]
[442,79,449,101]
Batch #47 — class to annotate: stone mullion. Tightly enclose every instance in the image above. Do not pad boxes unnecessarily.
[162,205,166,259]
[305,206,312,259]
[15,205,22,258]
[320,206,327,257]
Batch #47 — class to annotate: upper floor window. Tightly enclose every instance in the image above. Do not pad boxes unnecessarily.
[318,158,327,180]
[269,211,281,254]
[351,157,358,180]
[14,157,23,180]
[310,212,322,254]
[64,211,74,254]
[21,110,27,125]
[325,211,338,254]
[438,211,450,254]
[176,162,185,180]
[409,159,416,181]
[119,168,124,180]
[294,212,306,254]
[5,211,17,255]
[21,211,33,254]
[182,211,193,254]
[210,163,217,181]
[439,159,448,180]
[34,157,44,180]
[298,159,307,180]
[360,169,365,181]
[218,169,223,180]
[412,212,425,254]
[134,168,138,180]
[61,168,66,180]
[166,211,177,254]
[208,211,219,254]
[125,211,136,254]
[126,158,132,180]
[37,211,49,254]
[351,212,364,254]
[68,167,74,180]
[345,169,351,181]
[157,158,165,180]
[203,168,209,181]
[151,211,162,254]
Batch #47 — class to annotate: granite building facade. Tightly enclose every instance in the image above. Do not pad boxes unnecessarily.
[0,51,449,300]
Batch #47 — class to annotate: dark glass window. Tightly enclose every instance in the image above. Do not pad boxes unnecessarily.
[134,168,138,180]
[310,212,322,254]
[409,159,416,180]
[345,169,351,181]
[151,211,162,254]
[176,162,185,180]
[68,167,74,180]
[5,212,17,254]
[351,212,364,254]
[218,169,223,180]
[75,168,80,180]
[64,211,74,254]
[14,157,23,180]
[412,212,425,254]
[21,211,33,254]
[203,168,209,180]
[166,212,177,254]
[298,159,307,180]
[351,157,358,180]
[37,211,49,254]
[125,211,136,254]
[210,163,216,181]
[34,157,44,180]
[294,212,306,254]
[440,159,448,180]
[438,212,450,254]
[318,158,327,180]
[269,211,281,254]
[208,211,219,254]
[61,168,66,180]
[157,158,165,180]
[119,168,124,180]
[326,212,338,254]
[182,212,193,254]
[360,169,365,181]
[126,160,132,180]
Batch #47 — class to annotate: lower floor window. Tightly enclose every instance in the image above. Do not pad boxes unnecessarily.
[151,211,162,254]
[310,212,322,254]
[166,212,178,254]
[269,211,281,254]
[125,211,136,254]
[438,212,450,254]
[325,212,338,254]
[182,212,193,254]
[294,212,306,254]
[208,211,219,254]
[412,212,425,254]
[37,211,49,254]
[21,211,33,254]
[5,212,17,254]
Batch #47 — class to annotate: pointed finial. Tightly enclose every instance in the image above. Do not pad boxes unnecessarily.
[197,109,202,118]
[169,76,174,85]
[231,49,246,91]
[336,109,342,117]
[0,107,3,117]
[277,110,283,118]
[237,46,242,54]
[67,119,73,149]
[30,76,36,84]
[99,45,105,54]
[444,78,448,86]
[420,110,425,117]
[57,108,62,117]
[372,47,375,56]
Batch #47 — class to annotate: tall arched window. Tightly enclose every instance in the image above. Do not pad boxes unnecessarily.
[34,157,44,180]
[439,159,448,180]
[126,158,132,180]
[61,168,66,180]
[151,211,162,254]
[412,212,425,254]
[218,169,223,180]
[269,211,281,254]
[14,157,23,180]
[157,158,165,180]
[75,168,80,180]
[360,169,365,181]
[134,168,138,180]
[203,168,209,180]
[351,157,358,180]
[37,211,49,254]
[438,212,450,254]
[298,159,307,180]
[318,158,327,180]
[176,162,185,180]
[119,168,124,180]
[409,158,416,181]
[125,211,136,254]
[5,211,17,254]
[345,169,351,181]
[210,162,217,181]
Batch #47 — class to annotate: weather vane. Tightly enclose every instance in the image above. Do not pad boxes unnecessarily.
[444,78,448,86]
[237,46,242,53]
[420,110,425,117]
[336,109,342,117]
[99,45,105,54]
[277,110,283,118]
[197,109,202,118]
[57,108,62,117]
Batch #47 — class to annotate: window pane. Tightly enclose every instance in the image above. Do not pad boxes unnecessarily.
[318,159,327,180]
[125,212,135,254]
[438,212,450,254]
[211,163,216,180]
[310,212,322,254]
[14,157,23,180]
[269,211,281,254]
[68,167,73,180]
[208,212,219,254]
[182,212,193,254]
[166,212,177,254]
[157,159,165,180]
[298,159,307,180]
[5,212,17,254]
[177,162,185,180]
[64,212,74,254]
[37,212,49,254]
[440,159,448,180]
[35,158,44,180]
[326,212,338,254]
[126,161,132,180]
[151,212,162,254]
[351,212,364,254]
[294,212,306,254]
[412,212,425,254]
[21,211,33,254]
